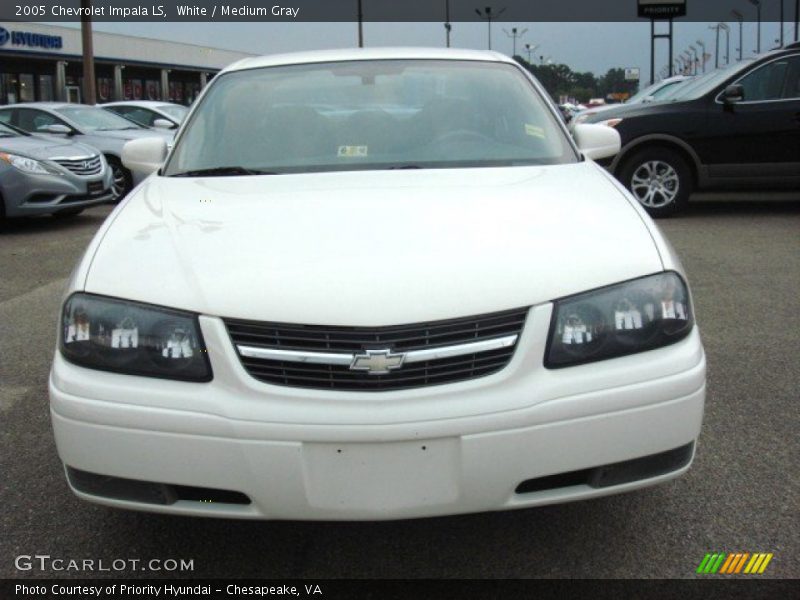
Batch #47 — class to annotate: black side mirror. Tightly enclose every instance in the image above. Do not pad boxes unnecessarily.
[721,84,744,105]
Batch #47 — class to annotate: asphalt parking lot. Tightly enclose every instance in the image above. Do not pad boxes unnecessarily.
[1,199,798,579]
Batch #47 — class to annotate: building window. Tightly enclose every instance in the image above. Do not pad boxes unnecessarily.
[145,79,160,100]
[98,77,113,101]
[19,74,35,102]
[38,75,54,101]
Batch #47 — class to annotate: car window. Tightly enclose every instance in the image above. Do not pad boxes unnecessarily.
[0,110,12,125]
[650,80,685,99]
[112,106,158,127]
[165,59,577,176]
[157,104,188,122]
[15,108,64,132]
[737,56,798,101]
[55,106,141,131]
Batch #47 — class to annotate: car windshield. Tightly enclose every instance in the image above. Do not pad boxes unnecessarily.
[157,104,189,122]
[626,80,670,104]
[671,60,754,101]
[165,59,577,176]
[55,106,143,131]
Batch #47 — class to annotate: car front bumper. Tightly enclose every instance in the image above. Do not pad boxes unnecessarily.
[1,167,114,217]
[49,307,706,520]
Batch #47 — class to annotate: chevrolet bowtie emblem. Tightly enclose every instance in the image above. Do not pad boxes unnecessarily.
[349,349,405,375]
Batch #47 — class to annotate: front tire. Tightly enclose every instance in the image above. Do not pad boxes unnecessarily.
[619,147,692,218]
[106,156,133,202]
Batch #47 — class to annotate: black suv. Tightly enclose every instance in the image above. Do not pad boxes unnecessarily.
[584,42,800,217]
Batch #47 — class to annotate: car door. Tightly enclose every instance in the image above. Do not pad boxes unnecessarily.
[700,53,800,187]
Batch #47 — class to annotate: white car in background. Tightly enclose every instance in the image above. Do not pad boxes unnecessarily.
[0,103,173,200]
[572,75,693,125]
[101,101,189,131]
[50,48,705,520]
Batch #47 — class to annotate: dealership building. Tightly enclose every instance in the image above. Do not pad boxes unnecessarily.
[0,22,255,105]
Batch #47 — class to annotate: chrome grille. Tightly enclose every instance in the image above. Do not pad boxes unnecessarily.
[225,308,528,391]
[54,155,103,176]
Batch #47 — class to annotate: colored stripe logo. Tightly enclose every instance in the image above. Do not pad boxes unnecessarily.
[696,552,773,574]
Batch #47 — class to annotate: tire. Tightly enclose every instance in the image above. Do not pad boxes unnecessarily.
[106,155,133,203]
[618,147,693,218]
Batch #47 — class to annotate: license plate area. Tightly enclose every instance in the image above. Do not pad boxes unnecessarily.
[302,438,460,512]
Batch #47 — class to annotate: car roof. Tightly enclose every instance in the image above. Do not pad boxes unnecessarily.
[101,101,180,108]
[0,102,72,110]
[225,47,514,73]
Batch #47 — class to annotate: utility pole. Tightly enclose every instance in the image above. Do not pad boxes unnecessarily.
[795,0,799,41]
[80,0,96,104]
[357,0,363,48]
[475,6,506,50]
[444,0,451,47]
[503,27,527,57]
[732,10,744,60]
[710,24,720,69]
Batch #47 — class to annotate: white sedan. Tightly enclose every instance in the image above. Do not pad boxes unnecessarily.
[50,48,705,520]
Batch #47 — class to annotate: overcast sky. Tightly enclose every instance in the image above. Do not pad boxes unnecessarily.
[55,20,794,77]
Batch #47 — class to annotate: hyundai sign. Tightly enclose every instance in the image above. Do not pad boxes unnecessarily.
[0,26,63,50]
[638,0,687,18]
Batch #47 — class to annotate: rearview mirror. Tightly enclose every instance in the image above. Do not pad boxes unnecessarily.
[573,123,621,161]
[721,84,744,104]
[153,118,175,130]
[43,124,73,135]
[122,137,168,176]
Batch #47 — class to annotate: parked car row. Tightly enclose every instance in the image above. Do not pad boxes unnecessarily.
[577,42,800,216]
[0,101,187,224]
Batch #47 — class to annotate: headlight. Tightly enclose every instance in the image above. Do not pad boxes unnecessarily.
[546,272,693,368]
[60,293,212,382]
[0,152,56,174]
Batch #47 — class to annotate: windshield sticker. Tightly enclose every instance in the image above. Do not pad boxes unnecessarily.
[524,124,545,139]
[337,145,368,157]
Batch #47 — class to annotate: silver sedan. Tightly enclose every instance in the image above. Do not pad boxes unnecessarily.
[0,121,113,222]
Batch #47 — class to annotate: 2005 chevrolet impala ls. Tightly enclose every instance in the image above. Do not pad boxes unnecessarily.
[49,48,705,520]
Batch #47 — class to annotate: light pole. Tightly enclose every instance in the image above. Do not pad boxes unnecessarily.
[732,10,744,60]
[749,0,761,53]
[444,0,451,47]
[503,27,527,57]
[475,6,506,50]
[720,23,730,64]
[689,45,699,75]
[357,0,363,48]
[710,24,720,68]
[696,40,706,72]
[779,0,784,47]
[524,43,538,63]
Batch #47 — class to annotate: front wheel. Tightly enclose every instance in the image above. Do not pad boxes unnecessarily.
[618,147,692,218]
[106,156,133,202]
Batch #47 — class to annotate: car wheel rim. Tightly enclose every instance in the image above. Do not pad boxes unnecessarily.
[111,165,127,200]
[630,160,679,208]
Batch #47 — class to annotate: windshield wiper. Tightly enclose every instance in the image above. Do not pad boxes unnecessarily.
[170,166,278,177]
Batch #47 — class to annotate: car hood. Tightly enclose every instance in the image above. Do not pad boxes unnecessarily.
[84,163,663,325]
[0,135,96,160]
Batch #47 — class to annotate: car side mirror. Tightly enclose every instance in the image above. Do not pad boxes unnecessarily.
[153,118,175,130]
[122,137,168,176]
[43,124,73,135]
[721,84,744,105]
[573,123,621,161]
